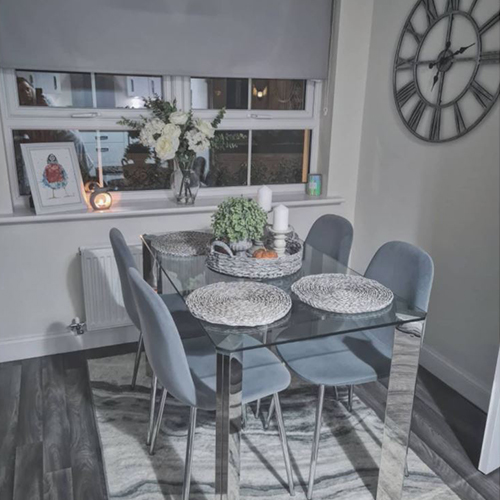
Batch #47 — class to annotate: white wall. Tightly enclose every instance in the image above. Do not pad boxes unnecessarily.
[352,0,500,411]
[0,203,346,361]
[1,0,498,413]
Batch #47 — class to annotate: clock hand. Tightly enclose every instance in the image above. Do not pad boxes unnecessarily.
[452,43,475,56]
[431,72,440,91]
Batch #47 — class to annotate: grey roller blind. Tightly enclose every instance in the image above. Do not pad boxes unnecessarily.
[0,0,332,79]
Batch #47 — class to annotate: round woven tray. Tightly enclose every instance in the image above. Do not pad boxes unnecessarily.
[292,274,394,314]
[186,282,292,327]
[150,231,212,257]
[206,238,303,279]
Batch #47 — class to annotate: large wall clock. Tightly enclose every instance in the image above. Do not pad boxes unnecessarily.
[393,0,500,142]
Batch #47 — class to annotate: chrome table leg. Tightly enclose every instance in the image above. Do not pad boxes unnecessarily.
[215,351,243,500]
[146,374,158,445]
[182,407,198,500]
[376,324,424,500]
[307,384,325,500]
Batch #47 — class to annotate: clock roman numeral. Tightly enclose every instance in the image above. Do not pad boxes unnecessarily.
[480,51,500,65]
[470,80,495,108]
[453,103,466,134]
[479,11,500,35]
[406,22,424,44]
[429,107,441,141]
[396,81,417,108]
[447,0,460,12]
[396,56,416,71]
[408,100,426,130]
[423,0,439,24]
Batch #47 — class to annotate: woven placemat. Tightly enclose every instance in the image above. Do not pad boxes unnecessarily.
[186,282,292,327]
[150,231,212,257]
[292,274,394,314]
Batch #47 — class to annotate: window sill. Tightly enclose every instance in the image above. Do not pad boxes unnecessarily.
[0,193,345,226]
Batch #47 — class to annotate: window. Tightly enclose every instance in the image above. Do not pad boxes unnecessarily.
[1,70,320,205]
[190,78,307,111]
[15,70,163,109]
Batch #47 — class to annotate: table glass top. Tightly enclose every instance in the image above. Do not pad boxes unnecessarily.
[141,234,426,354]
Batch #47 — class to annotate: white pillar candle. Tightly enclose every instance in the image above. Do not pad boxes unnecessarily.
[257,185,273,212]
[273,204,289,232]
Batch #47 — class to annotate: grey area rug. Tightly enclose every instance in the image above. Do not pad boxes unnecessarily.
[89,353,460,500]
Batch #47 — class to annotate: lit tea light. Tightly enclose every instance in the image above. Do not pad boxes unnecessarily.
[89,188,113,211]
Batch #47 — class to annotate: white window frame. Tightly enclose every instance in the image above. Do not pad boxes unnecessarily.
[0,70,322,209]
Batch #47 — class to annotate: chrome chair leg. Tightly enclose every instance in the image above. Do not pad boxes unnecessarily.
[255,398,261,418]
[265,396,276,430]
[333,386,339,401]
[146,375,158,445]
[242,403,248,430]
[182,407,198,500]
[347,385,354,412]
[131,332,143,390]
[273,393,295,496]
[150,387,167,455]
[307,385,325,500]
[404,454,410,477]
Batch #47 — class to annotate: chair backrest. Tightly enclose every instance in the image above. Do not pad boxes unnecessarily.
[365,241,434,312]
[109,228,140,329]
[306,214,354,267]
[128,268,197,407]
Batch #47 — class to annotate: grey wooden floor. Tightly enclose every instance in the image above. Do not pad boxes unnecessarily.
[0,353,108,500]
[0,343,498,500]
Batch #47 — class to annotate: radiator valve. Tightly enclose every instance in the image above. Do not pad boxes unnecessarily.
[69,317,86,335]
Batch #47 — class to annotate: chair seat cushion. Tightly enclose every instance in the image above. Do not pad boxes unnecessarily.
[276,327,394,387]
[184,336,291,411]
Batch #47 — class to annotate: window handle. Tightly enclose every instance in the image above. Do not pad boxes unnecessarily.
[151,79,155,95]
[97,147,110,152]
[53,76,58,90]
[96,135,109,140]
[71,112,100,118]
[249,113,272,119]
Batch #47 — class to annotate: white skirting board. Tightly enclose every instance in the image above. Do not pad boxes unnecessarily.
[0,325,140,363]
[479,349,500,475]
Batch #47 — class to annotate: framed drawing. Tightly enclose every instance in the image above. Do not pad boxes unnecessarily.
[21,142,88,215]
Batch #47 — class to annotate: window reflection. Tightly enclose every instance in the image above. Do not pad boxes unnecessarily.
[95,74,162,109]
[191,78,248,110]
[251,130,309,185]
[13,130,97,195]
[251,79,306,110]
[16,71,93,108]
[203,131,249,187]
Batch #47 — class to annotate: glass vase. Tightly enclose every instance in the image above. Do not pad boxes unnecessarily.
[170,157,200,205]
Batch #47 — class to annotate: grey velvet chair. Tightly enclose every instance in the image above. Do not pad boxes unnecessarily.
[109,228,144,389]
[127,267,295,500]
[305,214,354,267]
[274,241,434,499]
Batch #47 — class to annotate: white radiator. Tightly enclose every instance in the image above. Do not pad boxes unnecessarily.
[80,245,142,331]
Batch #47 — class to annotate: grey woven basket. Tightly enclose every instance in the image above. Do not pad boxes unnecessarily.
[206,238,303,279]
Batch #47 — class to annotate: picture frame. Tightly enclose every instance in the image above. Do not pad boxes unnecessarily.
[21,142,89,215]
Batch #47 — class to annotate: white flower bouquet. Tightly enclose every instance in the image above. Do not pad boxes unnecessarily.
[119,97,226,204]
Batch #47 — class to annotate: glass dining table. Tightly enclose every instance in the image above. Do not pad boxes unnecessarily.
[142,234,427,500]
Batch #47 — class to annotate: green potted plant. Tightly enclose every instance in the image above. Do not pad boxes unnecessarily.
[211,197,268,254]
